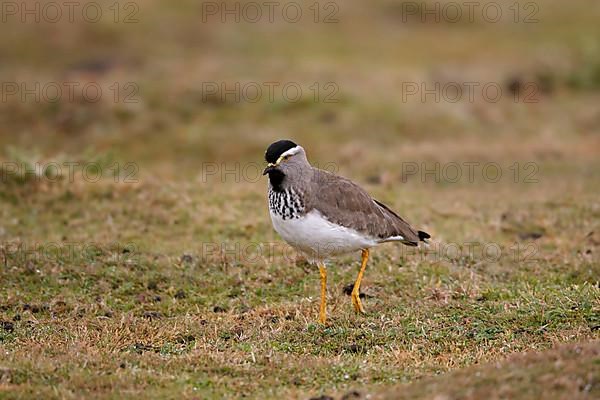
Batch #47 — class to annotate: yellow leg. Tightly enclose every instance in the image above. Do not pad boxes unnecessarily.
[351,249,369,314]
[318,263,327,324]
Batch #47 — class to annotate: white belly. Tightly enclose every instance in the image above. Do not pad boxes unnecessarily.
[269,209,377,262]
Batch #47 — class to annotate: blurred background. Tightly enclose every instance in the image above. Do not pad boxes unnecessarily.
[2,0,599,167]
[0,0,599,398]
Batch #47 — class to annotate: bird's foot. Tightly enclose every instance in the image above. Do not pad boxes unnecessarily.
[351,291,366,314]
[318,309,327,324]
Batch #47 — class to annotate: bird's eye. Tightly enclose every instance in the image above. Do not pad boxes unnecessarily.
[282,155,291,161]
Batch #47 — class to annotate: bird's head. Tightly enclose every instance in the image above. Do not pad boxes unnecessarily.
[263,140,309,189]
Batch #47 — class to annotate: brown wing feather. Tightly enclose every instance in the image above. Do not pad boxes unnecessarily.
[306,169,420,244]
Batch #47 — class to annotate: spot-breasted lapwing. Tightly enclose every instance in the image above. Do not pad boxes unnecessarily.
[263,140,430,324]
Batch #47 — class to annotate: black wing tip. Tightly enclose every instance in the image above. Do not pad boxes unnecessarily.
[418,231,431,241]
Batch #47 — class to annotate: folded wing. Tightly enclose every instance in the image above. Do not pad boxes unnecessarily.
[307,170,423,246]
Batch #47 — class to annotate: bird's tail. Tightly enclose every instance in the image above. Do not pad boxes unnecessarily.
[418,230,431,243]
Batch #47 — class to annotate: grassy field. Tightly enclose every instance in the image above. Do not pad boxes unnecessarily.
[1,0,599,398]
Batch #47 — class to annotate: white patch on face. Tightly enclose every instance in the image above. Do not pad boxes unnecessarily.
[269,209,377,263]
[278,146,302,160]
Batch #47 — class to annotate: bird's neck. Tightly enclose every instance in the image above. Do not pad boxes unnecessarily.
[267,170,286,192]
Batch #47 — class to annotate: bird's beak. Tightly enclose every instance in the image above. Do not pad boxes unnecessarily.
[262,163,277,175]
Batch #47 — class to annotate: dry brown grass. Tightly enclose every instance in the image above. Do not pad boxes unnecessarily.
[373,340,599,400]
[1,0,599,398]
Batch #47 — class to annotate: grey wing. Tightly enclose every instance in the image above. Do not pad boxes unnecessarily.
[306,170,421,244]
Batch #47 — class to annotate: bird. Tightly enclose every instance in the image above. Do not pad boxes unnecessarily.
[262,139,430,324]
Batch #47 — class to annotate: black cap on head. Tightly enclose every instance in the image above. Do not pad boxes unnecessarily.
[265,140,297,163]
